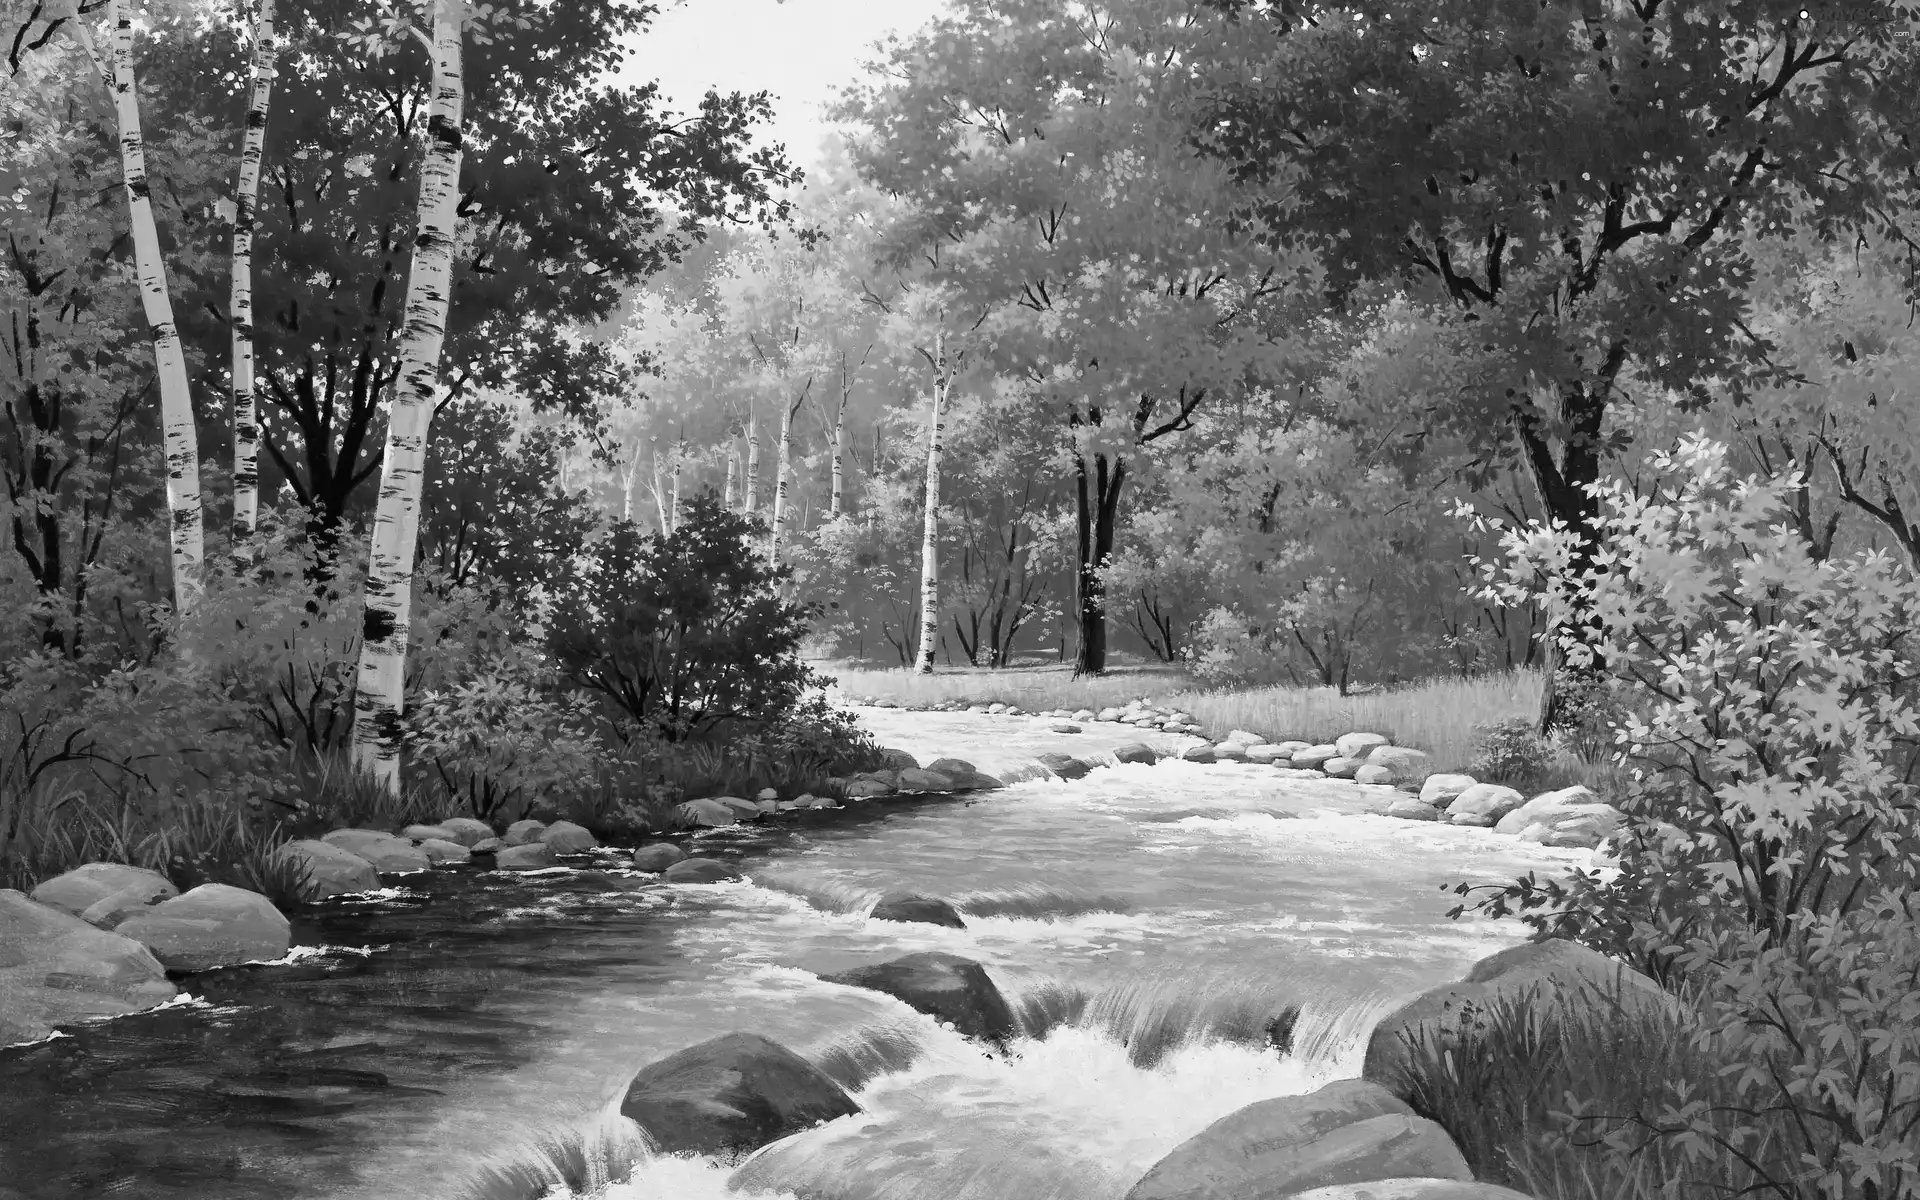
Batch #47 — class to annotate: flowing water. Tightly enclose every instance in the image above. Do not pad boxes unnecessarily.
[0,709,1591,1200]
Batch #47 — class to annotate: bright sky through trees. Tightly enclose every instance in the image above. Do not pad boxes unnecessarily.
[620,0,950,170]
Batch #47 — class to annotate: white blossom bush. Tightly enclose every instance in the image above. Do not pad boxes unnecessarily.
[1454,435,1920,1200]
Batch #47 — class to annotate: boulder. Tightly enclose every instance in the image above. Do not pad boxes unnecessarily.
[435,817,496,847]
[321,828,431,872]
[402,823,460,843]
[712,796,764,817]
[1211,743,1250,762]
[1386,797,1443,821]
[756,787,781,803]
[869,892,967,930]
[494,843,555,871]
[1291,744,1341,770]
[29,863,177,922]
[986,703,1008,715]
[503,819,547,846]
[1446,784,1526,827]
[1112,743,1159,765]
[1097,707,1125,721]
[1180,745,1218,764]
[1364,747,1432,783]
[1123,1079,1469,1200]
[115,883,290,971]
[1038,753,1093,780]
[1224,729,1265,746]
[620,1031,859,1158]
[540,820,599,853]
[897,768,957,792]
[1495,786,1624,848]
[1284,1182,1537,1200]
[1355,765,1395,786]
[0,890,177,1046]
[676,799,740,828]
[1419,774,1478,807]
[1072,709,1096,722]
[1274,740,1313,755]
[470,837,507,854]
[1244,744,1290,764]
[664,858,742,884]
[1322,756,1365,779]
[824,952,1017,1046]
[1519,803,1623,849]
[1364,939,1679,1099]
[1336,732,1391,760]
[632,843,688,873]
[270,840,382,901]
[925,757,977,778]
[1049,722,1084,734]
[415,838,472,865]
[877,748,919,772]
[845,779,894,799]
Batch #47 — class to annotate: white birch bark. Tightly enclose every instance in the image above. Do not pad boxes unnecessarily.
[350,0,467,792]
[669,437,683,533]
[831,352,849,518]
[650,438,669,535]
[912,332,946,674]
[769,383,804,569]
[228,0,276,562]
[621,441,641,521]
[723,448,737,511]
[75,3,206,619]
[745,404,760,516]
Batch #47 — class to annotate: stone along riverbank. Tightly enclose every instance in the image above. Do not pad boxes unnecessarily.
[1,706,1615,1200]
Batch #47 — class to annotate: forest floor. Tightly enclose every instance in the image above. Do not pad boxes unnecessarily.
[821,661,1548,776]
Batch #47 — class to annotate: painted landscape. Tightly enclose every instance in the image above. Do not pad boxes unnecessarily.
[3,2,1918,1199]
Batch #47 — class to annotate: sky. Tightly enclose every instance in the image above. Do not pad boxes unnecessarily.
[617,0,953,173]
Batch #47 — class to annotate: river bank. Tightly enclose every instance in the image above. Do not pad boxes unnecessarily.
[0,705,1598,1200]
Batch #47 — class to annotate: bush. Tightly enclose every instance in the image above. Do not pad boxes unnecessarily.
[1467,716,1554,790]
[547,495,823,742]
[1457,435,1920,1200]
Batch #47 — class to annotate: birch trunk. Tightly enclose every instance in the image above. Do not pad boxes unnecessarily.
[745,405,761,515]
[912,334,946,674]
[769,390,801,569]
[650,438,669,535]
[229,0,276,562]
[723,448,737,510]
[76,3,206,618]
[350,0,466,793]
[831,355,849,518]
[670,439,683,533]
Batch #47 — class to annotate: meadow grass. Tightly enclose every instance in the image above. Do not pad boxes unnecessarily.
[824,662,1546,775]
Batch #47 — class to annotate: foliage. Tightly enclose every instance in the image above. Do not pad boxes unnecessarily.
[1467,718,1555,793]
[406,657,604,822]
[547,495,822,741]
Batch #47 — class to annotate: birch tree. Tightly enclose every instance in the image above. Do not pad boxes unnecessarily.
[768,377,810,569]
[744,403,760,515]
[912,329,952,673]
[227,0,276,561]
[350,0,468,792]
[69,1,206,620]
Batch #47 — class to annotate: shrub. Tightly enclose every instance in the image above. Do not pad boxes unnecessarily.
[1456,435,1920,1199]
[406,655,605,822]
[1467,716,1554,790]
[547,495,823,742]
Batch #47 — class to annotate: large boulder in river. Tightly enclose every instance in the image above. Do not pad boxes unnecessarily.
[1038,753,1093,780]
[1335,732,1391,760]
[620,1031,860,1158]
[1285,1182,1538,1200]
[0,890,178,1046]
[896,768,956,792]
[1364,747,1432,784]
[29,863,177,925]
[1364,939,1679,1100]
[1419,774,1478,807]
[675,799,739,828]
[878,748,920,771]
[631,843,687,873]
[503,819,547,846]
[1112,743,1159,765]
[115,883,290,971]
[321,828,430,872]
[869,892,966,929]
[415,838,471,865]
[1179,744,1217,764]
[1124,1079,1469,1200]
[1322,755,1366,779]
[494,843,554,871]
[1291,744,1341,770]
[824,952,1016,1046]
[271,839,381,900]
[1445,784,1525,827]
[664,857,742,884]
[540,820,598,853]
[436,817,496,847]
[1495,786,1623,849]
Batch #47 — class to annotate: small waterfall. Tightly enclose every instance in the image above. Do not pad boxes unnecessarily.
[807,1017,931,1091]
[952,884,1133,921]
[462,1098,652,1200]
[749,871,886,917]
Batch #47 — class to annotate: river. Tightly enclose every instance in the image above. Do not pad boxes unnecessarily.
[0,709,1588,1200]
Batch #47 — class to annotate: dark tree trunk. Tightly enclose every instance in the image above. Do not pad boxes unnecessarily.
[1073,450,1126,677]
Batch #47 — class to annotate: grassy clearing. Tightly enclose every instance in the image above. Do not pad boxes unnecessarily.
[826,663,1546,775]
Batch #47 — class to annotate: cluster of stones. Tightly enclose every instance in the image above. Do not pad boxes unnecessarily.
[587,935,1671,1200]
[1178,728,1432,788]
[1,864,292,1046]
[670,752,1005,828]
[1381,779,1623,848]
[271,816,605,900]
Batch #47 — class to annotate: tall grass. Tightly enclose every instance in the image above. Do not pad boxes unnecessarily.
[829,664,1546,775]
